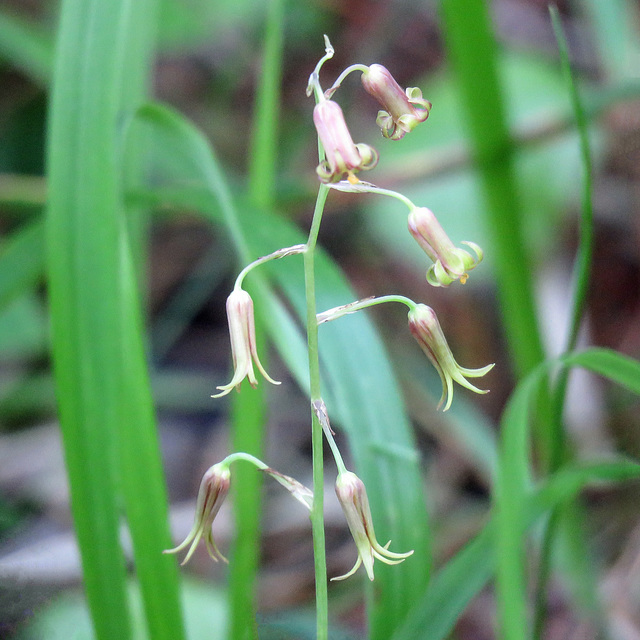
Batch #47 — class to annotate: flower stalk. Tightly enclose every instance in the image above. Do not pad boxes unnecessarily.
[168,36,490,640]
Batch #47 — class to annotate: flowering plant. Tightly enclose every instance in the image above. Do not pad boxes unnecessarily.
[166,37,493,639]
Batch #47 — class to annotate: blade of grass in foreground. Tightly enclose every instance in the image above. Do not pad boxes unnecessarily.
[46,2,184,639]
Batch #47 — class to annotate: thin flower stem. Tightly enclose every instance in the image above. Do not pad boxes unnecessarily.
[328,180,415,209]
[312,399,347,475]
[305,182,330,640]
[322,422,347,475]
[306,35,335,102]
[223,452,268,470]
[317,294,415,324]
[234,244,306,290]
[324,63,370,99]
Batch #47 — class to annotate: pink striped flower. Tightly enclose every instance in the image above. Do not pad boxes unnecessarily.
[313,99,378,183]
[213,288,280,397]
[332,471,413,581]
[361,64,431,140]
[408,206,483,287]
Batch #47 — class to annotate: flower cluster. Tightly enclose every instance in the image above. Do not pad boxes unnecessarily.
[166,38,493,589]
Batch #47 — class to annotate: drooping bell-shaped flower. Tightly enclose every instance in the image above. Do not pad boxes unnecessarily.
[313,99,378,183]
[361,64,432,140]
[408,304,494,411]
[332,471,413,581]
[408,206,483,287]
[213,288,280,398]
[164,463,231,564]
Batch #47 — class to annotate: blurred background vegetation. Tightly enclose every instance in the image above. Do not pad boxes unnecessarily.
[1,0,640,638]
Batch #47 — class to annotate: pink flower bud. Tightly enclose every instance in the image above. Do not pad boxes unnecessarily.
[361,64,431,140]
[313,99,378,183]
[408,304,494,411]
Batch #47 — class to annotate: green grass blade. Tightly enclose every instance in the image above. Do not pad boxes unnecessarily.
[565,349,640,394]
[128,102,431,638]
[46,3,184,640]
[392,522,495,640]
[550,7,594,357]
[247,0,285,208]
[494,348,640,640]
[534,11,599,637]
[229,2,285,637]
[0,8,52,85]
[116,233,187,640]
[440,0,545,379]
[47,3,135,636]
[392,454,640,640]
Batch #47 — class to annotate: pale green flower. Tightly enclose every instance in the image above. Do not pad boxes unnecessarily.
[408,304,494,411]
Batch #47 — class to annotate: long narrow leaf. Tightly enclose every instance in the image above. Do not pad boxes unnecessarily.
[494,348,640,640]
[393,455,640,640]
[46,3,184,640]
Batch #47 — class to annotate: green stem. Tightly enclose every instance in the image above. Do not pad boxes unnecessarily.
[312,399,347,474]
[328,181,415,210]
[533,10,597,639]
[229,1,285,635]
[224,451,269,469]
[234,244,306,290]
[304,183,330,640]
[317,294,414,324]
[247,0,284,208]
[441,0,546,380]
[324,63,370,98]
[229,383,263,640]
